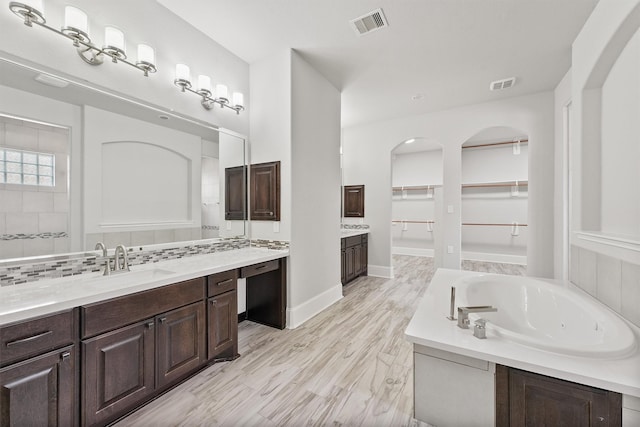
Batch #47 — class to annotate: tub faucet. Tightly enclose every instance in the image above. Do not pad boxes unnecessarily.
[113,245,130,273]
[457,306,497,329]
[473,319,488,339]
[95,242,111,276]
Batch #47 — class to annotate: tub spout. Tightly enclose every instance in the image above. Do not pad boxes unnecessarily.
[457,306,497,329]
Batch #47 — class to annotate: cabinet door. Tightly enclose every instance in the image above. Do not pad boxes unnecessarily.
[208,291,238,360]
[353,244,362,276]
[0,346,75,427]
[156,302,205,388]
[250,161,280,221]
[82,320,155,427]
[343,185,365,217]
[225,166,247,220]
[497,366,622,427]
[341,248,347,284]
[360,239,368,276]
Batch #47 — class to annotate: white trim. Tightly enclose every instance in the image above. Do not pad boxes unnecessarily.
[392,246,434,257]
[461,251,526,265]
[367,264,394,278]
[286,283,343,329]
[574,232,640,265]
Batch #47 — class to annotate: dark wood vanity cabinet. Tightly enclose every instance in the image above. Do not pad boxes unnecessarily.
[341,234,368,285]
[0,309,78,427]
[207,270,239,360]
[343,185,365,217]
[496,365,622,427]
[241,259,287,329]
[225,165,247,220]
[250,161,280,221]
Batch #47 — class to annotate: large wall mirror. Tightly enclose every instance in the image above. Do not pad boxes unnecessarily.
[0,56,247,261]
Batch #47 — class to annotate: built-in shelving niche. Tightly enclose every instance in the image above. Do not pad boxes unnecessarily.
[461,128,528,268]
[391,141,443,259]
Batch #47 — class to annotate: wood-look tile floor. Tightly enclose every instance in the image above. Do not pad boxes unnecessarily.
[115,255,436,427]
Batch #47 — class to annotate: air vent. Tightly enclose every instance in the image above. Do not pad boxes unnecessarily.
[350,8,388,36]
[489,77,516,91]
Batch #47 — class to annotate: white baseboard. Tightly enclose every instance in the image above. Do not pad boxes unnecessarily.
[286,282,343,329]
[367,264,394,279]
[461,251,526,265]
[392,247,434,257]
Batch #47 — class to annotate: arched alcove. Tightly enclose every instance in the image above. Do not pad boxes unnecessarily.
[460,126,528,274]
[390,138,443,266]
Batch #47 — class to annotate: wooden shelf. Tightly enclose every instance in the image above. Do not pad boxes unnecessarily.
[462,180,527,189]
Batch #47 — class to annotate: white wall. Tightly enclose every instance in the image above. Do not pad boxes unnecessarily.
[289,50,342,327]
[569,0,640,328]
[249,50,291,241]
[0,0,249,136]
[343,92,555,278]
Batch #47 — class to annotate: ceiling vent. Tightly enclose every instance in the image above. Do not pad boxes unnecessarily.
[350,8,388,36]
[489,77,516,91]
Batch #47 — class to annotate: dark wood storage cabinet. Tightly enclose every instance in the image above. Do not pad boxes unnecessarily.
[250,161,280,221]
[0,309,78,427]
[225,165,247,220]
[496,365,622,427]
[241,259,287,329]
[343,185,365,217]
[207,270,239,360]
[341,234,368,285]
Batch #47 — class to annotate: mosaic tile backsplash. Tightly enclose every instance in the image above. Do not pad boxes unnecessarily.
[341,224,370,230]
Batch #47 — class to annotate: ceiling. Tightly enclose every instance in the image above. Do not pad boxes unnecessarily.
[158,0,599,128]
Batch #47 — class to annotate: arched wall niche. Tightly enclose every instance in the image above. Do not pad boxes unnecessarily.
[390,138,444,266]
[460,126,529,270]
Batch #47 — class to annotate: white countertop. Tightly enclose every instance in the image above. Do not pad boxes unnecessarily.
[341,229,369,238]
[405,268,640,398]
[0,247,288,326]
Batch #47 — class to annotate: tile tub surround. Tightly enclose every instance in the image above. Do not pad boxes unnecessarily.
[405,268,640,399]
[571,245,640,328]
[0,246,288,326]
[0,238,250,286]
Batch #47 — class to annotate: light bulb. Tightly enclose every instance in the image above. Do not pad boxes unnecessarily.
[64,6,87,33]
[137,44,155,64]
[232,92,244,107]
[215,84,228,100]
[175,64,190,82]
[104,26,125,51]
[197,75,211,93]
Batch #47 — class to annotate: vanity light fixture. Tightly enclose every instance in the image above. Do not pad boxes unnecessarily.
[173,65,245,114]
[9,2,157,76]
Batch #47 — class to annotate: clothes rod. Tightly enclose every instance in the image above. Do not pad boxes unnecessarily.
[462,139,529,150]
[392,185,441,191]
[462,223,528,227]
[392,220,435,224]
[462,181,528,188]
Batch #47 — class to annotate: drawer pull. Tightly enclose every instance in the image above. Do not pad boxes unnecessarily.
[256,265,267,270]
[6,330,53,347]
[217,278,233,286]
[60,351,71,361]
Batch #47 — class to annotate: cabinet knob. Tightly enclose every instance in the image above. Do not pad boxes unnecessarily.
[146,321,154,329]
[60,351,71,361]
[597,417,605,422]
[159,317,167,323]
[210,300,217,305]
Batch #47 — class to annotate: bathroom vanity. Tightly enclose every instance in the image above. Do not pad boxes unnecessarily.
[0,247,288,427]
[340,229,368,285]
[406,269,640,427]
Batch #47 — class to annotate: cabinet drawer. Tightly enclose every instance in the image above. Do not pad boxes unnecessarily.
[81,277,205,338]
[240,260,279,278]
[207,269,238,297]
[0,309,76,365]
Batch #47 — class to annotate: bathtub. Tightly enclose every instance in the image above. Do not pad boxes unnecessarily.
[454,274,637,358]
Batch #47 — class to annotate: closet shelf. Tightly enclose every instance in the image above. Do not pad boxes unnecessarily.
[392,185,441,191]
[462,139,528,150]
[392,220,435,224]
[462,180,528,189]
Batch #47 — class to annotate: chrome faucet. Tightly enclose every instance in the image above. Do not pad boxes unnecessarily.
[113,245,130,273]
[457,306,497,329]
[95,242,111,276]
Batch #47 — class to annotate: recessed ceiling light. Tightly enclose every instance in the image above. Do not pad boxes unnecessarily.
[34,73,69,88]
[411,93,424,101]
